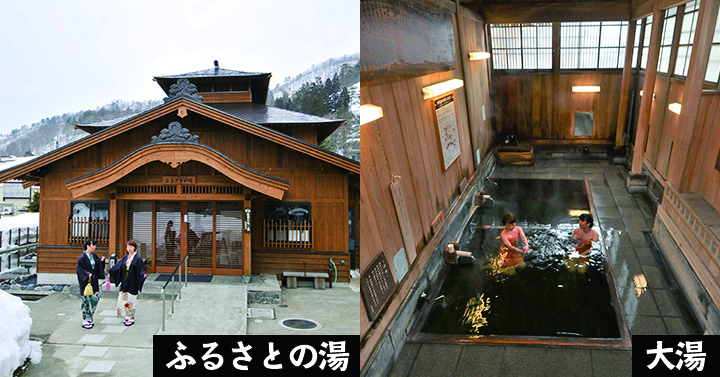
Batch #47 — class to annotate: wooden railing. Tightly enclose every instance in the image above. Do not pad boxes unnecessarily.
[68,217,110,244]
[0,227,38,247]
[263,220,313,249]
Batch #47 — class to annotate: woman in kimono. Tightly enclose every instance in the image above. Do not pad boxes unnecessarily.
[109,240,147,326]
[76,239,105,329]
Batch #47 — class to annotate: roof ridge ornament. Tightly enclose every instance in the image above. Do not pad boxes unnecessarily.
[151,122,200,144]
[164,78,204,103]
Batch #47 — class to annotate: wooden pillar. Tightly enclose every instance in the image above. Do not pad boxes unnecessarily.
[631,8,665,176]
[109,198,117,260]
[616,21,637,148]
[666,0,720,190]
[243,198,252,277]
[552,22,561,137]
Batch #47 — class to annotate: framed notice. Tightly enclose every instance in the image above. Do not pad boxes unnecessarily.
[434,94,461,170]
[163,176,196,184]
[360,252,397,321]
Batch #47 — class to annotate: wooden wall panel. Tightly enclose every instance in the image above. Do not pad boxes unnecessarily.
[314,174,345,200]
[251,251,351,283]
[644,77,669,170]
[360,7,494,365]
[283,173,313,200]
[655,81,685,177]
[689,94,720,209]
[459,12,495,159]
[37,248,83,274]
[492,72,623,142]
[313,202,346,252]
[39,200,69,245]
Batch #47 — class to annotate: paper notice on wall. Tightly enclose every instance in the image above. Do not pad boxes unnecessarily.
[393,247,409,282]
[434,94,461,170]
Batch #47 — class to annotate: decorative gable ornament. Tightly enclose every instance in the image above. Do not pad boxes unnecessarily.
[151,122,200,144]
[164,78,204,103]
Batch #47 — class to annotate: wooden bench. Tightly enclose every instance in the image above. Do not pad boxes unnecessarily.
[283,271,304,289]
[283,271,330,290]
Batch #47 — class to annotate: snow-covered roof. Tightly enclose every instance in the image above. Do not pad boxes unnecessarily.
[0,156,38,174]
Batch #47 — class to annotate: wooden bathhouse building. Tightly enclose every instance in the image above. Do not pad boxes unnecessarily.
[361,0,720,375]
[0,61,360,284]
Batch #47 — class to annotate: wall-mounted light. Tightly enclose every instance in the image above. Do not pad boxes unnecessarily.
[668,102,682,115]
[360,104,384,125]
[572,86,601,93]
[422,79,464,100]
[638,90,656,100]
[468,52,491,60]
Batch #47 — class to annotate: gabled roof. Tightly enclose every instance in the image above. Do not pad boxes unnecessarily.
[75,114,138,134]
[208,102,344,142]
[0,96,359,186]
[76,102,344,142]
[155,68,270,79]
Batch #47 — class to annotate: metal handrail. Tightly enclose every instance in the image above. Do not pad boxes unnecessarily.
[161,253,189,331]
[0,243,38,273]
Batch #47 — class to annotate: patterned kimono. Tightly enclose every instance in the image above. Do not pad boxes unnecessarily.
[108,252,147,325]
[76,252,105,328]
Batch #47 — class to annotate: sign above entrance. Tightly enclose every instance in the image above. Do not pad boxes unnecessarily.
[163,176,196,185]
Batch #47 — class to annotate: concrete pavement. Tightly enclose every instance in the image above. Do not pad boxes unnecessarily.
[17,272,360,376]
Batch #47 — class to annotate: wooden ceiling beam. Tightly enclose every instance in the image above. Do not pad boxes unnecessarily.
[483,2,631,23]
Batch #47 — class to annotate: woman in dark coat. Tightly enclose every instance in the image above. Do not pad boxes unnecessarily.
[108,240,147,326]
[76,239,105,329]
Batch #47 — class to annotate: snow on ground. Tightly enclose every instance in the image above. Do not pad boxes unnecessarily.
[0,212,38,235]
[0,290,41,377]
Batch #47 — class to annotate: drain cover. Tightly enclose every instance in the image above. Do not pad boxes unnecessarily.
[247,308,275,319]
[280,318,320,330]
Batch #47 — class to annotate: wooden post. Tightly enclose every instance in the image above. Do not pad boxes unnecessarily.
[615,21,637,148]
[109,198,117,261]
[631,8,665,176]
[666,0,720,191]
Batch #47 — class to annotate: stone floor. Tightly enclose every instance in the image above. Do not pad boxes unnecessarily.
[389,158,700,377]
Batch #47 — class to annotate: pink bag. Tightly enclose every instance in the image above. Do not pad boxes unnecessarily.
[106,279,111,292]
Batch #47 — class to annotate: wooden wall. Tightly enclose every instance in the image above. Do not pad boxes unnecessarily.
[492,72,623,142]
[631,76,720,211]
[687,94,720,207]
[360,5,493,368]
[642,76,685,178]
[35,110,355,281]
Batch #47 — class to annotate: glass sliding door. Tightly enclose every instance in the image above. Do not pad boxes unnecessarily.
[155,202,182,268]
[125,200,245,275]
[127,201,153,268]
[216,202,243,270]
[186,202,214,271]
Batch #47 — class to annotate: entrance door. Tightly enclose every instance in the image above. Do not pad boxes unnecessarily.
[185,202,214,274]
[156,202,182,269]
[127,200,245,275]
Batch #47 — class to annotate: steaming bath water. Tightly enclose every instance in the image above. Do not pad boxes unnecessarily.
[417,179,622,340]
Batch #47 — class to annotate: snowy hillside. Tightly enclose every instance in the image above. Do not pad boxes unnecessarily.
[268,53,359,101]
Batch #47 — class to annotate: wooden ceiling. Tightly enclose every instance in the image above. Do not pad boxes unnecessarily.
[459,0,634,23]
